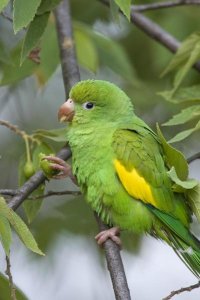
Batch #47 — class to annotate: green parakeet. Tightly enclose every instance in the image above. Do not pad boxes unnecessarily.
[58,79,200,277]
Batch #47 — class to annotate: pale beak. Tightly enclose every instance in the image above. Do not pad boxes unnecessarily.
[58,98,75,122]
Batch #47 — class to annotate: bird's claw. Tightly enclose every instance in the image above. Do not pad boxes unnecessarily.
[95,227,121,248]
[43,156,77,184]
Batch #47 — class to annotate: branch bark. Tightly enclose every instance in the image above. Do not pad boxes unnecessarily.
[132,0,200,12]
[54,1,131,299]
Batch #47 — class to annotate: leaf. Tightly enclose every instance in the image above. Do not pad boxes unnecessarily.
[163,105,200,126]
[161,32,200,77]
[37,0,62,14]
[74,28,98,72]
[187,184,200,222]
[114,0,131,21]
[13,0,42,33]
[34,127,67,142]
[156,124,188,180]
[0,197,44,255]
[0,0,9,13]
[167,167,198,189]
[34,19,59,85]
[0,214,12,256]
[0,42,37,86]
[173,41,200,92]
[109,0,120,22]
[168,120,200,143]
[21,12,49,65]
[159,85,200,103]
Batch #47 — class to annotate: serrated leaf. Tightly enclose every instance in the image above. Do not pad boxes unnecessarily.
[156,124,188,180]
[21,12,49,65]
[159,85,200,103]
[114,0,131,21]
[37,0,62,14]
[163,105,200,126]
[0,42,37,86]
[187,184,200,222]
[0,214,12,256]
[161,32,200,77]
[0,0,9,13]
[34,127,67,142]
[13,0,42,33]
[168,120,200,143]
[75,28,98,72]
[167,167,198,189]
[0,197,44,255]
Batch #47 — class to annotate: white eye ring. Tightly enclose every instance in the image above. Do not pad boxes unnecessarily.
[82,102,95,110]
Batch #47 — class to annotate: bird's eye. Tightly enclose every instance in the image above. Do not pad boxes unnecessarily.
[82,102,94,110]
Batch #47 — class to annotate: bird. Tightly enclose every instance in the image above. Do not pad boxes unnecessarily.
[46,79,200,278]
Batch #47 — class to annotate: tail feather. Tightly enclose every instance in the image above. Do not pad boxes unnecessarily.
[169,231,200,278]
[148,204,200,278]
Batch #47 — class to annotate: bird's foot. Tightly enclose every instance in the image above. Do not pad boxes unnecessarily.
[95,227,121,247]
[43,156,77,184]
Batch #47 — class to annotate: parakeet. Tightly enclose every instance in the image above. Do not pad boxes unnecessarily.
[54,79,200,277]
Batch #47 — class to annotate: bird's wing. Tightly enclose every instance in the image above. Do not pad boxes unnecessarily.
[112,128,175,212]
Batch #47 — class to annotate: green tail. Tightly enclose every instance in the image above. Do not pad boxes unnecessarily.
[148,205,200,278]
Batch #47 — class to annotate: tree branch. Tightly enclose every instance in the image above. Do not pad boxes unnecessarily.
[99,0,200,72]
[53,1,131,299]
[162,281,200,300]
[132,0,200,12]
[0,189,81,199]
[187,152,200,163]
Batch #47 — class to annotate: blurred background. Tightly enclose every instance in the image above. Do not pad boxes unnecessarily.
[0,0,200,299]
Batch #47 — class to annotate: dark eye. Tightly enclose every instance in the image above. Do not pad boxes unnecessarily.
[82,102,94,110]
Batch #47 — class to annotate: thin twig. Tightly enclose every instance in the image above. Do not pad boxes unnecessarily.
[132,0,200,12]
[187,152,200,163]
[54,1,131,299]
[0,120,26,139]
[0,189,81,199]
[99,0,200,72]
[162,281,200,300]
[5,255,17,300]
[0,12,13,23]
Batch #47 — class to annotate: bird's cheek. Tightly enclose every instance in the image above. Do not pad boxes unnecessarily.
[58,99,75,122]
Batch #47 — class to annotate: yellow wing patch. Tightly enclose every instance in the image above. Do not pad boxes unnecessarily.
[114,159,157,207]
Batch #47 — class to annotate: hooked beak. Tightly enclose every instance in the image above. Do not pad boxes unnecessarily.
[58,98,75,122]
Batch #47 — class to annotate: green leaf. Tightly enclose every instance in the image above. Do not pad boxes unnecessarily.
[109,0,120,22]
[159,85,200,103]
[37,0,62,14]
[187,184,200,222]
[168,120,200,143]
[0,41,9,64]
[167,167,198,189]
[75,28,98,72]
[161,32,200,77]
[13,0,42,33]
[156,124,188,180]
[0,197,44,255]
[0,0,9,13]
[163,105,200,126]
[114,0,131,21]
[0,42,37,86]
[0,214,12,256]
[34,127,67,142]
[21,12,49,65]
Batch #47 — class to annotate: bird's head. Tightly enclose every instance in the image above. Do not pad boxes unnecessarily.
[58,80,134,125]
